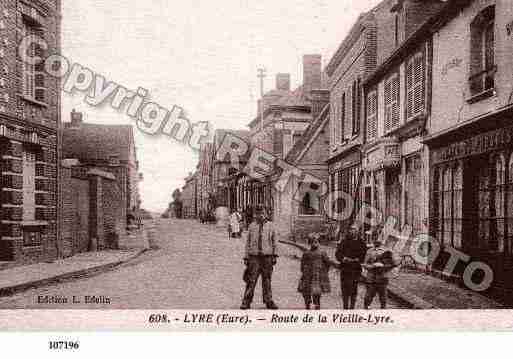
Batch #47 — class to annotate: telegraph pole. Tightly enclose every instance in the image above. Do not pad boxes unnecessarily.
[257,67,266,131]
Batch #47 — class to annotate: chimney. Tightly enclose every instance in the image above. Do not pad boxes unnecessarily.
[303,54,322,99]
[70,109,83,127]
[276,73,291,91]
[311,89,330,120]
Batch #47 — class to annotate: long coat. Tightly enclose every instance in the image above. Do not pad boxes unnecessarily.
[298,248,331,295]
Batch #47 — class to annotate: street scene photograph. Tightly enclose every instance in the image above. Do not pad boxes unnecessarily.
[0,0,513,324]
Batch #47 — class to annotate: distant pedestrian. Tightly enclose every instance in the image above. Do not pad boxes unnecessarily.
[298,237,335,310]
[240,206,278,310]
[230,210,242,238]
[362,237,398,309]
[335,223,367,309]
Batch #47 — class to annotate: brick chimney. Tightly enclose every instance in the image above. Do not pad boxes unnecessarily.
[70,109,83,127]
[303,54,322,99]
[276,73,291,91]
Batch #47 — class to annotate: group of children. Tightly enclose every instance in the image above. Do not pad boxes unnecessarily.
[297,224,398,310]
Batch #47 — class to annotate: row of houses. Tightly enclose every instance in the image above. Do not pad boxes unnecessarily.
[182,0,513,294]
[0,0,141,268]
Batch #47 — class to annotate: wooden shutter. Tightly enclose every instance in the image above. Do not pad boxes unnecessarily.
[366,90,378,141]
[406,52,425,119]
[340,92,345,142]
[384,74,400,133]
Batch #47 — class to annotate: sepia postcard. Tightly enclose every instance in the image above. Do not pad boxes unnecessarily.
[0,0,513,334]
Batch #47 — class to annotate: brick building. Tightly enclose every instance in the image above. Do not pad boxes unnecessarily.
[235,55,324,221]
[0,0,61,265]
[325,0,444,238]
[60,161,123,256]
[61,111,141,249]
[181,171,198,219]
[197,142,214,218]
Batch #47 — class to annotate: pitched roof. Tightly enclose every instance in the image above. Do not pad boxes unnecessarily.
[285,104,330,164]
[62,122,134,162]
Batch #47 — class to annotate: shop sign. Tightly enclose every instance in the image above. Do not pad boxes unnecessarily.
[433,125,513,164]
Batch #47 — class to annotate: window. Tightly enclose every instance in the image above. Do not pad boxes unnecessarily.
[21,18,46,103]
[293,132,302,146]
[384,73,400,133]
[366,90,378,141]
[433,163,464,249]
[404,155,423,236]
[352,79,361,135]
[478,154,506,252]
[405,52,425,120]
[340,92,346,142]
[299,182,320,215]
[470,6,496,96]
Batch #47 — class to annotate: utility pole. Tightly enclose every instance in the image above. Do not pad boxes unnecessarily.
[257,67,266,131]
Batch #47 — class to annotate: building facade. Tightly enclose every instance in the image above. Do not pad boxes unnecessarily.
[424,0,513,295]
[0,0,61,265]
[62,111,141,236]
[181,171,198,219]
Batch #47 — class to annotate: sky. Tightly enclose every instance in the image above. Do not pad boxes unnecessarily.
[61,0,380,213]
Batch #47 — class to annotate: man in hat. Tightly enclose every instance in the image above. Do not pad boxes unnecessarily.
[240,206,279,310]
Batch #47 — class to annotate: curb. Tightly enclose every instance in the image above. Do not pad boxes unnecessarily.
[0,249,148,298]
[279,240,436,309]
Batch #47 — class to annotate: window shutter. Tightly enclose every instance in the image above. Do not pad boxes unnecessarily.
[406,53,424,120]
[366,91,378,141]
[406,60,414,119]
[385,74,400,133]
[340,93,345,142]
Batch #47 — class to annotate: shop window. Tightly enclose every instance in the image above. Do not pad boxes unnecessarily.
[432,163,463,249]
[508,154,513,255]
[478,154,506,253]
[405,52,425,120]
[404,155,423,236]
[469,6,496,97]
[384,73,400,133]
[366,90,378,141]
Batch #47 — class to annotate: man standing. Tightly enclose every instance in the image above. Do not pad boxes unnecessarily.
[363,237,397,309]
[240,206,279,310]
[335,223,367,309]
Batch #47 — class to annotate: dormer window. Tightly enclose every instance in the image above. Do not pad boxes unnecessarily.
[469,6,496,98]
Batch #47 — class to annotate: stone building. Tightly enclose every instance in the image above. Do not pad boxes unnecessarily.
[0,0,61,265]
[422,0,513,295]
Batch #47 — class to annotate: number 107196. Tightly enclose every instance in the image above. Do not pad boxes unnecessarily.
[49,341,80,350]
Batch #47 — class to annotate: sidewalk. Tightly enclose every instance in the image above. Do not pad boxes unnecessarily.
[0,246,148,298]
[279,239,503,309]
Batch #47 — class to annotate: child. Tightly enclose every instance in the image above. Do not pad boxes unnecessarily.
[298,238,335,310]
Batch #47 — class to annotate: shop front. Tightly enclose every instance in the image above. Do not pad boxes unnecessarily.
[427,121,513,296]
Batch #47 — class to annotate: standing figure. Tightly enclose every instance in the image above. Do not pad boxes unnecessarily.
[230,210,242,238]
[363,237,397,309]
[335,223,367,309]
[298,238,334,310]
[240,206,279,310]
